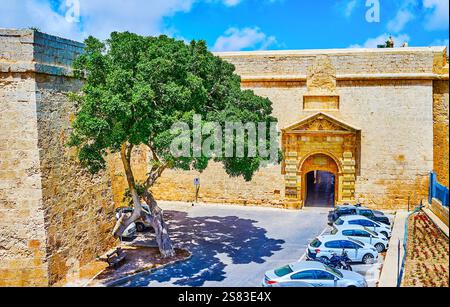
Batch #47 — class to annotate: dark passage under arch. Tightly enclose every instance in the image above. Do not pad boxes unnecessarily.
[304,171,335,208]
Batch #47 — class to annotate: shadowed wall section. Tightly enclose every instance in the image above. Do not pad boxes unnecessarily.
[0,29,117,286]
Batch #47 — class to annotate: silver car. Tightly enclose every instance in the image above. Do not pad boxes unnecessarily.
[331,225,389,253]
[334,215,392,238]
[307,235,379,264]
[263,261,368,288]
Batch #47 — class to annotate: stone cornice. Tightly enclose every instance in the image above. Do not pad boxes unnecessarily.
[0,60,75,77]
[239,73,449,82]
[215,46,447,57]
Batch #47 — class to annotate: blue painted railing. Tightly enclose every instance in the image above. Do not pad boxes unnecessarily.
[429,172,449,207]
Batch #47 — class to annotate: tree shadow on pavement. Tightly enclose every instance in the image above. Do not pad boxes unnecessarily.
[123,210,285,287]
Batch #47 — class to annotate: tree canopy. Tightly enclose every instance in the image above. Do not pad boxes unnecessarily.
[69,32,278,182]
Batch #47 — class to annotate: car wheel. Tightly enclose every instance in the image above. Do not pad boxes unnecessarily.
[375,243,385,253]
[136,223,146,232]
[381,231,389,238]
[362,254,375,265]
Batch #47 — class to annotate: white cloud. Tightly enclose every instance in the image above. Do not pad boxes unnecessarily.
[385,0,418,33]
[0,0,199,41]
[1,0,82,40]
[77,0,197,40]
[385,0,448,33]
[213,27,277,51]
[1,0,280,41]
[387,10,415,32]
[349,33,410,48]
[423,0,449,30]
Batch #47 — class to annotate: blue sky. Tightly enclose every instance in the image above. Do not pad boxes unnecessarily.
[1,0,448,51]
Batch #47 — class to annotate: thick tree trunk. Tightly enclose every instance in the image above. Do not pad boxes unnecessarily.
[112,143,175,258]
[143,190,175,258]
[113,144,144,238]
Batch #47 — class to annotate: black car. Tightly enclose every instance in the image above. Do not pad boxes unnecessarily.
[356,208,391,226]
[327,206,357,225]
[328,205,391,226]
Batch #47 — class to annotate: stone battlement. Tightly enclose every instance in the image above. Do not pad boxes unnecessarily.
[0,29,83,76]
[216,47,449,81]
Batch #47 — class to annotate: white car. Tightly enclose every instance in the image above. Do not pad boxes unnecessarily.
[334,215,392,238]
[307,235,379,264]
[122,222,137,239]
[116,204,153,232]
[263,261,368,288]
[331,225,389,253]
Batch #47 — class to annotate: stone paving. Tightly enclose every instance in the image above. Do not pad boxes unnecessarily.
[117,202,383,287]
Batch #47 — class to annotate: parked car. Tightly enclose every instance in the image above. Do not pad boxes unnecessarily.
[328,205,391,226]
[307,235,379,264]
[331,225,389,252]
[262,261,368,288]
[327,205,357,225]
[354,207,391,226]
[121,222,137,240]
[115,204,153,232]
[334,215,392,238]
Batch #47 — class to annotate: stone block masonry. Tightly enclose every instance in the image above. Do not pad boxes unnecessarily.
[433,80,449,187]
[0,29,449,286]
[152,48,449,210]
[0,29,116,286]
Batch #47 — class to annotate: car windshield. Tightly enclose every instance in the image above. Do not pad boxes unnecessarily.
[335,218,344,226]
[349,238,364,247]
[363,228,378,236]
[323,264,343,278]
[310,239,322,248]
[331,228,338,235]
[117,207,133,213]
[274,265,293,277]
[360,210,373,216]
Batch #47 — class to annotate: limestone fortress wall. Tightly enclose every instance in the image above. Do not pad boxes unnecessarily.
[0,29,117,286]
[0,29,448,286]
[152,48,449,209]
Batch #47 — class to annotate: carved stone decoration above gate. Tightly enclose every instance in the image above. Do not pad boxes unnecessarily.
[306,55,337,95]
[283,112,359,134]
[281,113,362,209]
[304,56,340,111]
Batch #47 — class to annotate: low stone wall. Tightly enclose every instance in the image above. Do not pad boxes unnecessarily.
[431,199,449,227]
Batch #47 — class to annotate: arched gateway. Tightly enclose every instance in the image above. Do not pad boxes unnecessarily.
[281,113,361,209]
[301,153,340,208]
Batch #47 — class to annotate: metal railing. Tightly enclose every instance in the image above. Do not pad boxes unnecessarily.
[429,172,449,207]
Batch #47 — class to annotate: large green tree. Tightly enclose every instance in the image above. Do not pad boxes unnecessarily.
[69,32,278,257]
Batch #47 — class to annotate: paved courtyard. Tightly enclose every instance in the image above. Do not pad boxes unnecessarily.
[120,202,383,287]
[121,202,329,287]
